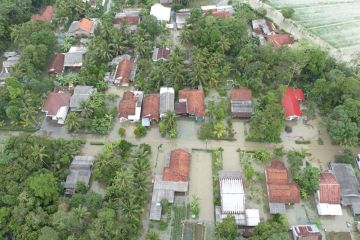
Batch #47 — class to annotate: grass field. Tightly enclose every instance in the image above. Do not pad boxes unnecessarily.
[268,0,360,50]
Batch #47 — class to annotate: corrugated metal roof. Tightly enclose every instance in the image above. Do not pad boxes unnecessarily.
[220,178,245,214]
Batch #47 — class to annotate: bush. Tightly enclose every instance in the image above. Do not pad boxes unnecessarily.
[199,122,213,140]
[281,7,295,18]
[70,193,85,208]
[76,181,88,194]
[118,127,126,137]
[134,123,147,138]
[335,148,354,167]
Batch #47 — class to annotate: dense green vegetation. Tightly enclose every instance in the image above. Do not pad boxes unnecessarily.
[159,111,178,138]
[65,93,117,134]
[199,99,235,140]
[250,214,290,240]
[215,216,238,240]
[0,137,152,239]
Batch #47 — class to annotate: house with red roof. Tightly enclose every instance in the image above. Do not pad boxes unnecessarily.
[266,34,295,48]
[150,149,191,221]
[113,55,136,86]
[48,53,65,76]
[67,18,98,37]
[113,8,141,32]
[265,160,300,214]
[142,94,160,126]
[291,225,322,240]
[42,92,71,124]
[118,90,143,122]
[176,89,205,122]
[316,172,342,215]
[230,87,253,118]
[282,87,304,120]
[31,6,55,23]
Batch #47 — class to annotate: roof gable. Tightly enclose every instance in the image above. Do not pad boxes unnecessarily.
[163,149,191,182]
[43,92,71,116]
[178,89,205,117]
[141,95,160,121]
[31,6,55,22]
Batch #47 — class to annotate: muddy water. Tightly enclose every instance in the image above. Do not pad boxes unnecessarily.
[189,150,214,223]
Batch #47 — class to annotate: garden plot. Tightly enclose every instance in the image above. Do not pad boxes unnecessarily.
[268,0,360,51]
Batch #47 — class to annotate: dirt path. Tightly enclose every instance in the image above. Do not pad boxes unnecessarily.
[189,150,215,223]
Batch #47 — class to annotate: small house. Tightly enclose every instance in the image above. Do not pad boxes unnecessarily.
[48,53,65,76]
[177,89,205,122]
[118,90,143,122]
[31,6,55,22]
[113,55,136,86]
[265,160,300,214]
[176,9,191,29]
[0,52,20,84]
[113,8,141,32]
[67,18,98,37]
[64,46,87,72]
[291,225,322,240]
[64,156,95,196]
[160,87,175,118]
[267,34,295,48]
[150,4,171,23]
[230,87,253,118]
[150,149,191,221]
[251,19,277,45]
[69,85,97,111]
[152,47,171,61]
[43,92,71,124]
[142,94,160,126]
[215,171,260,226]
[201,5,234,18]
[316,172,342,215]
[282,87,304,120]
[329,163,360,215]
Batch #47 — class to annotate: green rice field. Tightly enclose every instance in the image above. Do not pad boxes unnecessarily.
[268,0,360,51]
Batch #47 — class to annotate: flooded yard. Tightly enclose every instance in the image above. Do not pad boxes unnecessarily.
[189,150,214,223]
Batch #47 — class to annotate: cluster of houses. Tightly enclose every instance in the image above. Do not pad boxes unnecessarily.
[251,18,295,47]
[118,87,206,126]
[262,159,360,239]
[42,85,96,124]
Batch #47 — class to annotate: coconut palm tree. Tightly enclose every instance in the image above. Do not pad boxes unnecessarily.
[213,122,227,139]
[65,112,80,132]
[80,100,93,118]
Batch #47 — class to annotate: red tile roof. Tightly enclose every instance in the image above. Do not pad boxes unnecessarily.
[163,149,191,182]
[142,95,160,122]
[267,34,295,47]
[267,183,300,203]
[282,87,303,119]
[115,60,134,85]
[118,91,136,118]
[178,89,205,117]
[230,87,252,101]
[31,6,55,22]
[212,11,230,19]
[293,225,322,240]
[319,172,340,204]
[79,18,94,33]
[266,160,300,203]
[113,16,140,25]
[43,92,71,116]
[48,53,64,75]
[266,160,288,185]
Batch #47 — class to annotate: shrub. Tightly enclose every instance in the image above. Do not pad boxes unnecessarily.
[118,127,126,137]
[281,7,295,18]
[134,123,147,138]
[76,181,88,194]
[335,148,355,167]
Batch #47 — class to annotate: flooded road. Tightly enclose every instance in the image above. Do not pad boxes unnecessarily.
[189,150,214,223]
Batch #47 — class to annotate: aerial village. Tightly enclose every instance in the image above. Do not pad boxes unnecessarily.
[0,1,360,240]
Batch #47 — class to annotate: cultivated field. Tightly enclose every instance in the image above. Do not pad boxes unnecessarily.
[268,0,360,54]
